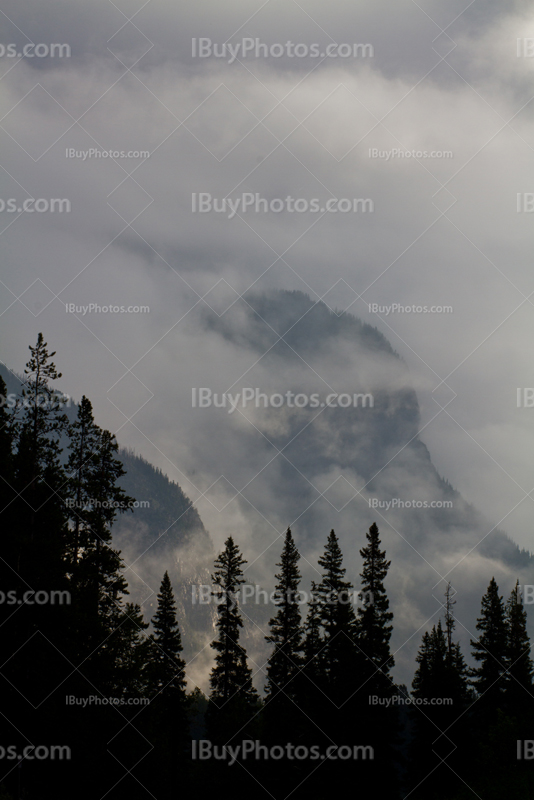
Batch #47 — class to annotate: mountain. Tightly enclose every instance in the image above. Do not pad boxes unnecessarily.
[184,289,534,684]
[2,292,532,689]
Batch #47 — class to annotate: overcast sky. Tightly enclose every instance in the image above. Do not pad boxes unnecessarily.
[2,1,534,679]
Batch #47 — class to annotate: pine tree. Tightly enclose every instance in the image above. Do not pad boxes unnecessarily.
[148,571,186,700]
[65,414,134,688]
[412,629,432,698]
[299,580,326,710]
[357,522,394,695]
[316,529,356,702]
[470,577,508,703]
[412,621,448,699]
[505,580,533,706]
[17,333,68,485]
[264,528,303,702]
[207,537,258,746]
[442,583,470,705]
[208,537,257,706]
[410,622,454,789]
[65,396,101,576]
[444,582,456,659]
[8,337,71,708]
[303,581,323,673]
[138,572,190,798]
[82,428,133,664]
[13,334,69,582]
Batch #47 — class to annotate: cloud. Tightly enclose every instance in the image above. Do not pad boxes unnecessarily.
[1,0,534,687]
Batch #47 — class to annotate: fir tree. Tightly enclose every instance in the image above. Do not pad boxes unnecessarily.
[357,522,394,695]
[8,337,71,709]
[444,582,456,659]
[303,581,323,675]
[208,537,257,706]
[412,620,448,699]
[207,537,258,747]
[470,577,508,702]
[505,580,533,706]
[410,622,456,788]
[16,332,69,488]
[13,334,69,581]
[141,573,189,798]
[442,583,470,705]
[316,529,356,701]
[264,528,303,702]
[65,395,101,576]
[66,415,134,685]
[148,571,186,700]
[82,429,133,644]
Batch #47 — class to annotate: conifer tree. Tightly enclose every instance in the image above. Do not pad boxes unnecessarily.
[148,571,186,700]
[140,572,190,798]
[412,621,448,699]
[16,333,69,487]
[505,580,532,705]
[300,580,325,704]
[316,529,356,700]
[470,577,508,702]
[82,429,133,638]
[357,522,394,695]
[65,395,101,576]
[13,334,69,581]
[444,582,456,658]
[265,528,303,702]
[207,537,258,749]
[442,583,470,704]
[303,581,322,665]
[8,337,71,705]
[410,615,471,796]
[208,537,257,706]
[66,413,134,683]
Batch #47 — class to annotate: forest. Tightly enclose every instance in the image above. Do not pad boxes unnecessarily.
[0,334,532,799]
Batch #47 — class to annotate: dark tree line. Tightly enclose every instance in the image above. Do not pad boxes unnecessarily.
[0,335,533,799]
[0,336,188,799]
